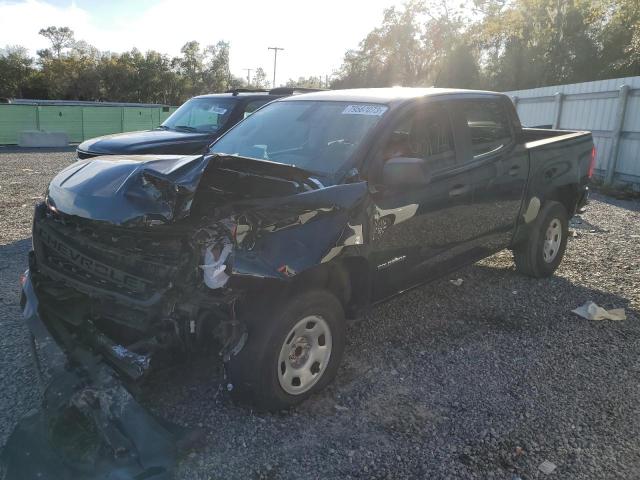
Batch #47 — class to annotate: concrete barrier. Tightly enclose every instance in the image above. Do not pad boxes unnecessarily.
[18,130,69,148]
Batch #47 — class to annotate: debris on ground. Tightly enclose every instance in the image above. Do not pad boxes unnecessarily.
[450,278,464,286]
[1,272,193,480]
[572,301,626,321]
[538,460,557,474]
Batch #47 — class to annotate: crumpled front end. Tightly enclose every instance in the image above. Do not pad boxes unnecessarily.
[28,200,244,380]
[27,152,370,379]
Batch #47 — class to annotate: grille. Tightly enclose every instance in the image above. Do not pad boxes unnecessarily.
[33,206,190,304]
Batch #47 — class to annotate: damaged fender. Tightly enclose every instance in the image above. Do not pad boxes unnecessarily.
[228,182,370,281]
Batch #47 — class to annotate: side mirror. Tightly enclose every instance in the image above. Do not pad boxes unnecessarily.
[382,157,429,188]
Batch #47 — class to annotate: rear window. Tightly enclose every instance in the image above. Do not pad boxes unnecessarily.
[460,100,512,157]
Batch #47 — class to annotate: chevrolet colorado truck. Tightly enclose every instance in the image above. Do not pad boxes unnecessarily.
[22,88,594,411]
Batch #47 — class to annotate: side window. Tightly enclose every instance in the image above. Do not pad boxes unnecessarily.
[382,105,456,174]
[243,99,271,119]
[461,100,512,157]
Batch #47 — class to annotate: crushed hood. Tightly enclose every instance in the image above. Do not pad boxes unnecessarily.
[46,154,317,226]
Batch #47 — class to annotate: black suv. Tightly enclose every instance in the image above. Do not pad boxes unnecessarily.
[76,88,319,159]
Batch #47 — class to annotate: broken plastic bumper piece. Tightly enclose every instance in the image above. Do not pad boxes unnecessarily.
[1,272,186,480]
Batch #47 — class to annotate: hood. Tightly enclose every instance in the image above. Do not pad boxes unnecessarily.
[78,129,213,155]
[46,154,318,226]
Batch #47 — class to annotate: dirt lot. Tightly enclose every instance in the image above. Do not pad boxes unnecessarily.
[1,147,639,479]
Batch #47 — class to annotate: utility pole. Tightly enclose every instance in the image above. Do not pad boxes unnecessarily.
[244,68,252,86]
[268,47,284,88]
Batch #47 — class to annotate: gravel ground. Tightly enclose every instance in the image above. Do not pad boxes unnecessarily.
[1,148,639,479]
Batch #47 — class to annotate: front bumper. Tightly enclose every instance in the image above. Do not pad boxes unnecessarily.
[3,270,185,479]
[23,267,154,381]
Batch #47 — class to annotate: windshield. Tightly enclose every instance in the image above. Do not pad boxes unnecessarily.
[161,97,235,133]
[209,100,388,178]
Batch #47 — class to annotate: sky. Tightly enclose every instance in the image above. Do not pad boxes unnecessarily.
[0,0,405,85]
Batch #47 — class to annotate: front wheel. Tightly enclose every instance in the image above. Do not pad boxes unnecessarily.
[514,201,569,278]
[226,290,345,411]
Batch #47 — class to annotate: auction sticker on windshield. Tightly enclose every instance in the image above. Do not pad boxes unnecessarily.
[209,107,228,115]
[342,104,388,116]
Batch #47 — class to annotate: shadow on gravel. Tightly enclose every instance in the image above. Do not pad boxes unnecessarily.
[0,239,31,306]
[0,238,31,259]
[590,191,640,212]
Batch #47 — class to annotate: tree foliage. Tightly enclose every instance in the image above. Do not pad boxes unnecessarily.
[285,76,325,88]
[252,67,269,88]
[39,26,75,58]
[2,4,639,104]
[0,26,242,103]
[333,0,640,90]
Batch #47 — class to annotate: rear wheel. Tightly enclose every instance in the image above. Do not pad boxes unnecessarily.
[226,290,345,411]
[514,201,568,278]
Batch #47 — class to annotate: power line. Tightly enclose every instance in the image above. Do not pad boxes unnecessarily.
[267,47,284,88]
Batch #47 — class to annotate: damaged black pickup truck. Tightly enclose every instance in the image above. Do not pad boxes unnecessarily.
[22,88,594,412]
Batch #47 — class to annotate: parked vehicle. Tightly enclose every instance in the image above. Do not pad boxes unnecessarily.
[23,88,593,411]
[75,88,318,159]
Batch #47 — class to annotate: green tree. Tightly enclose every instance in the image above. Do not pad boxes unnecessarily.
[333,1,480,89]
[38,26,75,59]
[596,0,640,76]
[475,0,601,90]
[0,46,33,98]
[203,41,231,92]
[253,67,269,88]
[179,41,204,97]
[285,76,323,88]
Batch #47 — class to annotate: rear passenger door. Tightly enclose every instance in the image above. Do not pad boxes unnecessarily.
[454,98,529,253]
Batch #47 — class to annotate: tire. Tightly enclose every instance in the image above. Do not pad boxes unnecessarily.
[514,201,569,278]
[225,290,345,411]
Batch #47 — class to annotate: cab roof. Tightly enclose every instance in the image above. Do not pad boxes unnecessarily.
[194,87,326,100]
[193,92,275,100]
[281,87,508,106]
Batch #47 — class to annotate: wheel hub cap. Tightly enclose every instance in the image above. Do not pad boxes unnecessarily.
[288,337,311,368]
[543,218,562,263]
[277,315,332,395]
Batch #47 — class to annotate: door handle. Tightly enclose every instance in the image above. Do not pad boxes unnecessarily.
[508,165,520,176]
[449,184,469,197]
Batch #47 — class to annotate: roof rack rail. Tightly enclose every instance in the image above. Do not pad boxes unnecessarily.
[268,87,329,96]
[225,88,269,96]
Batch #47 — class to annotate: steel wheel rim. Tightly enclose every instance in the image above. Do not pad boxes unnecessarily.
[277,315,332,395]
[543,218,562,263]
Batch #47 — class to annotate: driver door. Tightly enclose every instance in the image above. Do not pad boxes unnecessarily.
[370,102,476,301]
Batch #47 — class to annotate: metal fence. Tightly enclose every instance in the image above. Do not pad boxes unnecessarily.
[0,102,178,145]
[507,76,640,188]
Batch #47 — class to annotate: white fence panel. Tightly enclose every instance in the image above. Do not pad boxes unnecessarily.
[506,75,640,187]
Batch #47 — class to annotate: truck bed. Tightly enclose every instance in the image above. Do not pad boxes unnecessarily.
[521,127,591,144]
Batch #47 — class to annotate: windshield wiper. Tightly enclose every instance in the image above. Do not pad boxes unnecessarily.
[156,125,170,130]
[174,125,199,132]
